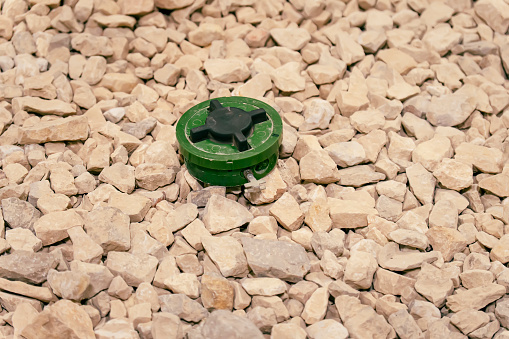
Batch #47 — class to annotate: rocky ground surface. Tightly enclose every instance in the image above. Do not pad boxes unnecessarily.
[0,0,508,338]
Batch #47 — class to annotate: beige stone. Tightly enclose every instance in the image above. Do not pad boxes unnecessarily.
[460,269,495,289]
[241,237,310,283]
[344,250,377,289]
[204,59,250,83]
[300,150,339,184]
[201,273,234,310]
[426,227,467,262]
[302,287,329,325]
[388,229,428,250]
[491,234,509,264]
[105,251,158,287]
[84,206,130,252]
[414,263,454,307]
[433,158,473,191]
[373,268,416,295]
[269,192,304,231]
[300,99,335,131]
[306,319,348,339]
[474,0,509,34]
[108,192,151,222]
[388,309,423,339]
[479,174,509,197]
[19,116,89,144]
[406,163,435,205]
[203,194,253,234]
[21,300,94,339]
[378,242,439,271]
[235,73,272,98]
[305,199,332,233]
[244,167,287,205]
[271,62,306,92]
[328,198,378,228]
[13,97,76,116]
[429,199,458,229]
[336,31,364,65]
[0,277,54,302]
[188,23,223,47]
[47,269,90,301]
[446,283,506,312]
[454,142,504,173]
[67,226,103,263]
[378,49,417,75]
[99,163,135,194]
[202,236,248,277]
[100,73,141,93]
[335,295,392,339]
[33,210,83,246]
[164,273,200,299]
[307,64,341,85]
[450,308,490,335]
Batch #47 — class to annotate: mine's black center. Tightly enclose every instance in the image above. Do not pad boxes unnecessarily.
[190,100,268,152]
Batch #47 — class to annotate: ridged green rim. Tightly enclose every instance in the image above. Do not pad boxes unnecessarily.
[176,97,283,171]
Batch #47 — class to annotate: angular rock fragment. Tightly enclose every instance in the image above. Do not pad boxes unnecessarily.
[202,194,253,234]
[159,294,208,323]
[108,192,152,223]
[98,163,135,193]
[269,192,304,231]
[19,116,89,144]
[105,252,158,287]
[84,207,130,252]
[241,237,310,283]
[1,197,40,230]
[328,198,378,228]
[299,150,339,184]
[201,273,234,310]
[378,242,439,271]
[200,310,264,339]
[426,227,467,262]
[12,97,76,116]
[270,27,311,51]
[204,59,250,83]
[335,295,392,339]
[0,251,58,284]
[21,300,95,339]
[446,283,506,312]
[433,159,473,191]
[344,251,377,289]
[33,210,84,246]
[202,236,248,278]
[47,269,90,301]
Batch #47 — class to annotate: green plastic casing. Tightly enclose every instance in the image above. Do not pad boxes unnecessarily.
[176,97,283,187]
